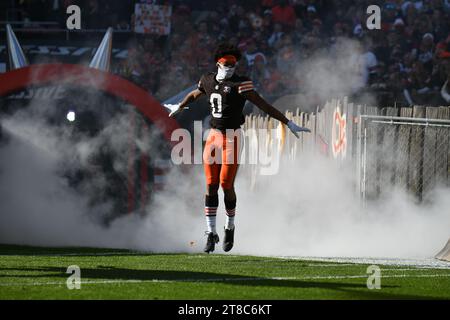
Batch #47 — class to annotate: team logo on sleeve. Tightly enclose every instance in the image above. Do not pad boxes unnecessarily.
[224,86,231,93]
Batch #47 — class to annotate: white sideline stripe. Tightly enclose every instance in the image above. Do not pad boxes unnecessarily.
[1,273,450,287]
[273,256,450,269]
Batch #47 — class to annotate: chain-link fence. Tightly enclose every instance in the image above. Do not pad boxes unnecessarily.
[357,114,450,202]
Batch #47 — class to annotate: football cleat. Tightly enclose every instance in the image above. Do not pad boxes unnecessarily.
[223,227,235,252]
[204,232,219,253]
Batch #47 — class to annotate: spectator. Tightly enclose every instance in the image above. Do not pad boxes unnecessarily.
[262,9,274,32]
[272,0,297,29]
[251,54,272,95]
[12,0,449,106]
[418,33,435,66]
[404,60,433,104]
[85,0,102,29]
[268,23,284,47]
[243,38,268,68]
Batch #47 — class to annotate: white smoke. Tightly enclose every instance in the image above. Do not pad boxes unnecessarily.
[0,107,195,247]
[234,156,450,259]
[281,37,377,112]
[1,109,448,259]
[0,37,448,260]
[302,38,364,96]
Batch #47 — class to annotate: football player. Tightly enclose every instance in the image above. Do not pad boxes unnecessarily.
[165,43,310,253]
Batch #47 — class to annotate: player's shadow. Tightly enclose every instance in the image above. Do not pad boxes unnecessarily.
[0,266,439,299]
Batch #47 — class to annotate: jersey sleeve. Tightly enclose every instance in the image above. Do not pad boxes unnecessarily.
[238,78,254,94]
[197,76,206,93]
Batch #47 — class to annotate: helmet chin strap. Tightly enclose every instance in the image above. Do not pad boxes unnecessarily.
[216,63,236,82]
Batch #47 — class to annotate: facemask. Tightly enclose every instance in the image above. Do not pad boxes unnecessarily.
[216,63,236,81]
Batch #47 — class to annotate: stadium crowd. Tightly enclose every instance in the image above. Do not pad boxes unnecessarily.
[3,0,450,106]
[124,0,450,106]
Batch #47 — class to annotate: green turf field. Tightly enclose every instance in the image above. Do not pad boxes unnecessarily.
[0,244,449,299]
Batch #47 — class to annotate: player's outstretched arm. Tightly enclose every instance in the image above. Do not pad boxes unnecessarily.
[242,90,311,138]
[164,88,204,117]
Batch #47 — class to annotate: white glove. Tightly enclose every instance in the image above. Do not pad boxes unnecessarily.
[287,120,311,138]
[164,104,188,117]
